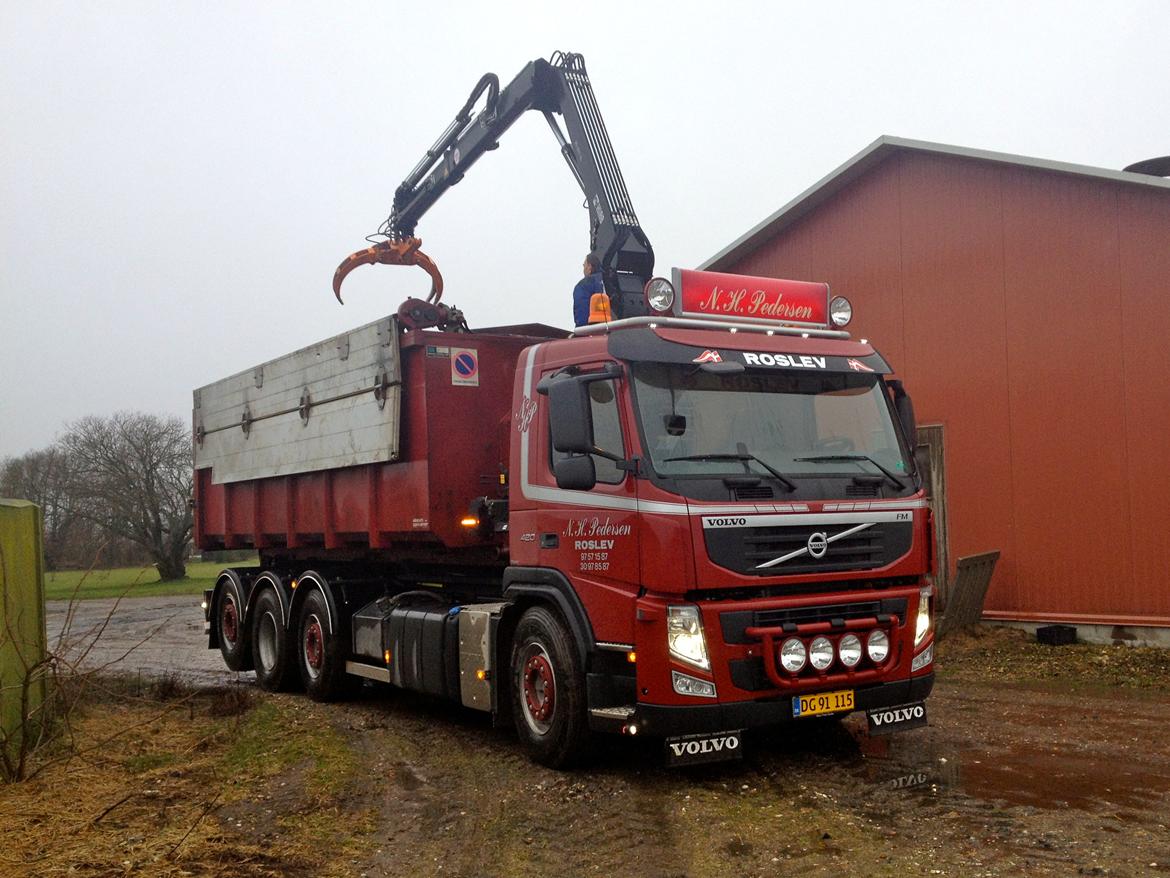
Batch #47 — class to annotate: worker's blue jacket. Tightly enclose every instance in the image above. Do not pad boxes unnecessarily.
[573,272,604,327]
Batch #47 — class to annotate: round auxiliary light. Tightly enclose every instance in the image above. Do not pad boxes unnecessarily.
[780,637,807,673]
[838,633,862,668]
[644,277,676,313]
[867,629,890,663]
[809,636,834,671]
[829,295,853,327]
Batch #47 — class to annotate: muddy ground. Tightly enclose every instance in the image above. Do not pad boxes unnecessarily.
[13,601,1170,877]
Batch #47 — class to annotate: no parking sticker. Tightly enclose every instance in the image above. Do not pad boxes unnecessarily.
[451,348,479,386]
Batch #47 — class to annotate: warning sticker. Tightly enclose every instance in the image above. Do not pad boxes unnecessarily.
[451,348,479,386]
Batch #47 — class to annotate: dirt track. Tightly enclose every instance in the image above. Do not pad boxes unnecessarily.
[43,598,1170,876]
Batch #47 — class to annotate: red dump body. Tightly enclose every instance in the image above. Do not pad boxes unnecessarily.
[194,323,564,562]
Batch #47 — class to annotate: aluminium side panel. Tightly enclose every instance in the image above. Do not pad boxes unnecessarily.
[193,316,401,484]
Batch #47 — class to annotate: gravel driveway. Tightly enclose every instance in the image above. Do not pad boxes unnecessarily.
[45,595,252,685]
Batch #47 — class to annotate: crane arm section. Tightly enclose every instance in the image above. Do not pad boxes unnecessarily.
[385,52,654,318]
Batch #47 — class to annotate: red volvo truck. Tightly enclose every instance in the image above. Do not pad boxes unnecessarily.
[196,53,935,767]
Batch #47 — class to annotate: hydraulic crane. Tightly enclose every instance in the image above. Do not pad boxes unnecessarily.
[333,51,655,322]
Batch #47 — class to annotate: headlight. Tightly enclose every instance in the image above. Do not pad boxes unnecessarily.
[780,637,807,673]
[644,277,676,313]
[867,629,890,663]
[809,636,834,671]
[829,295,852,327]
[666,605,709,670]
[915,587,933,647]
[838,633,862,667]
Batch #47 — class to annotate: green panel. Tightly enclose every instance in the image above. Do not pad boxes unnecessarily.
[0,499,48,769]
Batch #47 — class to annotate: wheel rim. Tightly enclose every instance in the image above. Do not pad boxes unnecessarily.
[303,613,324,681]
[520,643,557,736]
[220,593,239,647]
[257,611,279,671]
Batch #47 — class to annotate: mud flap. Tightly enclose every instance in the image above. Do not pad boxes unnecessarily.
[664,730,745,767]
[866,701,928,736]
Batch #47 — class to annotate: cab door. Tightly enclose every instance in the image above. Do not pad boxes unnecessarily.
[533,364,641,646]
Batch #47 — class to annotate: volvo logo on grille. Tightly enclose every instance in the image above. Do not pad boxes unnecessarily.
[807,532,829,558]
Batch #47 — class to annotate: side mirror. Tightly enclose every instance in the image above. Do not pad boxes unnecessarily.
[554,455,597,491]
[889,380,917,449]
[548,377,595,454]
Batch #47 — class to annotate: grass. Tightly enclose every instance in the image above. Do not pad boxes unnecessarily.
[938,624,1170,692]
[0,687,367,877]
[222,700,359,800]
[44,558,258,601]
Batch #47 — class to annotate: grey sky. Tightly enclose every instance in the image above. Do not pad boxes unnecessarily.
[2,1,1166,459]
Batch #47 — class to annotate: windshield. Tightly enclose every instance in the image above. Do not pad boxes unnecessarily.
[631,363,912,480]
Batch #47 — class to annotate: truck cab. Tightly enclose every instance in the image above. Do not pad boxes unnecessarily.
[503,268,934,764]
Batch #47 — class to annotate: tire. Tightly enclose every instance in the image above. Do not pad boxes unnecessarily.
[297,587,357,701]
[510,606,591,769]
[250,587,297,692]
[215,574,253,672]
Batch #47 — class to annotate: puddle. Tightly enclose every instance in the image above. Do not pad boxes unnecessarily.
[394,762,424,791]
[853,733,1170,811]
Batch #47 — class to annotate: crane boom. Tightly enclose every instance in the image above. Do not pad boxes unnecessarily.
[384,52,655,319]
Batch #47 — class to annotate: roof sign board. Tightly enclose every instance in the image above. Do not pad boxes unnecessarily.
[673,268,830,329]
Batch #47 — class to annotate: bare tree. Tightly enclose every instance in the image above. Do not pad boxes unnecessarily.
[0,448,77,570]
[61,412,193,581]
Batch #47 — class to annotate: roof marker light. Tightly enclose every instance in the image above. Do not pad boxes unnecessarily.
[801,333,810,339]
[829,295,853,327]
[587,291,612,324]
[644,277,676,313]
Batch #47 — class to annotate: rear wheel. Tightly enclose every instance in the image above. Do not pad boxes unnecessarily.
[510,606,590,769]
[215,574,252,672]
[297,587,357,701]
[251,587,297,691]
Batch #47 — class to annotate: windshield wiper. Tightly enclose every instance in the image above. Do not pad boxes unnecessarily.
[793,454,906,490]
[663,452,797,492]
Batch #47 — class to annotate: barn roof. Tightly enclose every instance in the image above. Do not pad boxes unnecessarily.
[702,135,1170,271]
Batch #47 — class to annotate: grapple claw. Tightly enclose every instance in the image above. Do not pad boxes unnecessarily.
[331,237,444,305]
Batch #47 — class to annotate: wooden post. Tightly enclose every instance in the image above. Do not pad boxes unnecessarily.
[0,499,48,774]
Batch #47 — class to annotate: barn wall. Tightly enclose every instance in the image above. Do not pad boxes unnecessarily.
[723,151,1170,624]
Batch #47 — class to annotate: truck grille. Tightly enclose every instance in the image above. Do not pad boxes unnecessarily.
[704,522,913,576]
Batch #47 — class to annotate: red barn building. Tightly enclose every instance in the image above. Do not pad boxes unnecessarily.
[703,137,1170,641]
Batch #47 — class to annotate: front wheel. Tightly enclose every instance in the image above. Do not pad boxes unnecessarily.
[510,606,591,769]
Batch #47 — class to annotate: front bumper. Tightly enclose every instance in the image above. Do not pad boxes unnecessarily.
[632,672,934,737]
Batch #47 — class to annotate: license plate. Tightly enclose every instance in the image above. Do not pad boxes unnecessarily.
[793,688,854,718]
